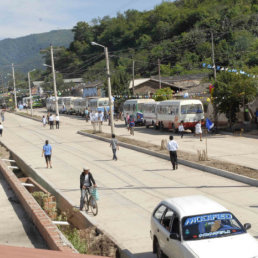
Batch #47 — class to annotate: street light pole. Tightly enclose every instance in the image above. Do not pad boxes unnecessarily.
[91,42,114,135]
[50,45,59,116]
[28,69,35,116]
[11,63,17,110]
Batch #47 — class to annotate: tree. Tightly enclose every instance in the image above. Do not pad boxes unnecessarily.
[154,87,174,101]
[213,72,257,128]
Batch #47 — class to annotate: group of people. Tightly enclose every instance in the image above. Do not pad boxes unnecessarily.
[167,120,203,171]
[42,113,60,129]
[178,120,203,141]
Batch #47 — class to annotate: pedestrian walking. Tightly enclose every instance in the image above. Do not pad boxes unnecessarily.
[85,108,89,122]
[195,120,202,141]
[80,168,97,211]
[167,135,178,170]
[55,114,60,129]
[110,134,119,160]
[47,113,50,124]
[0,122,3,136]
[1,110,5,122]
[178,121,185,138]
[42,140,52,168]
[49,114,54,129]
[129,117,135,136]
[42,115,47,127]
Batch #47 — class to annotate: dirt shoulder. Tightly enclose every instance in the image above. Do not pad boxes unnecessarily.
[82,130,258,180]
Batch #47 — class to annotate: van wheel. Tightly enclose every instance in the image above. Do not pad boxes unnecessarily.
[155,240,163,258]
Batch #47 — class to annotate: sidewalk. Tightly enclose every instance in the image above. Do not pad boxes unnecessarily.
[97,120,258,170]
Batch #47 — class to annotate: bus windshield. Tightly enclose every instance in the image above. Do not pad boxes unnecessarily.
[181,104,203,114]
[182,212,245,241]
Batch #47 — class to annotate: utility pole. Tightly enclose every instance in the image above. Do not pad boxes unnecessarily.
[132,59,135,96]
[28,71,33,116]
[50,45,59,116]
[104,46,115,135]
[11,63,17,110]
[211,31,216,81]
[158,59,161,89]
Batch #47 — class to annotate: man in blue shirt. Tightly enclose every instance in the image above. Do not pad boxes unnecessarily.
[42,140,52,168]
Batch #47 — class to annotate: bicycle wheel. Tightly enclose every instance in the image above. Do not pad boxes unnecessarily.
[83,193,89,211]
[89,195,98,216]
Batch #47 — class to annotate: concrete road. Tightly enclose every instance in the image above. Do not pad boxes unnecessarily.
[1,112,258,257]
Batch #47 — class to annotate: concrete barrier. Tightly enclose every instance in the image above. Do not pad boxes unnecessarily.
[0,153,75,252]
[78,131,258,187]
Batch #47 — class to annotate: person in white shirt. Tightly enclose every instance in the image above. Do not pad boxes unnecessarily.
[0,122,3,136]
[42,115,47,127]
[49,114,54,129]
[178,121,185,138]
[167,135,179,170]
[195,120,202,141]
[55,114,60,129]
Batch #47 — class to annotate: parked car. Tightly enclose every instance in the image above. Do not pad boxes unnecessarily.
[150,195,258,258]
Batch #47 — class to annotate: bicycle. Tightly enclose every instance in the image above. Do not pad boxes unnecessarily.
[83,187,98,216]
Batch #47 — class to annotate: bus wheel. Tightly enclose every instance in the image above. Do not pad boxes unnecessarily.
[159,123,163,131]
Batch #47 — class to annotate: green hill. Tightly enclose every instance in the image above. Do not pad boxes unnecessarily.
[0,29,74,73]
[50,0,258,95]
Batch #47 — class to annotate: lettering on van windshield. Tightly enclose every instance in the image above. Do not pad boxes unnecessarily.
[184,213,232,226]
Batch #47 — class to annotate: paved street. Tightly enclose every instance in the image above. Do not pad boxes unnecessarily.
[1,112,258,257]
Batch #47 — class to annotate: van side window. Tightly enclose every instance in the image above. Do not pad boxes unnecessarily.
[153,205,167,222]
[171,216,180,235]
[161,209,174,231]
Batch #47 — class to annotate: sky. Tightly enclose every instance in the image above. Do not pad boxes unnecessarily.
[0,0,164,40]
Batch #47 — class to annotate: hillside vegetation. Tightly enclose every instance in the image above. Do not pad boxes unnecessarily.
[0,30,74,73]
[46,0,258,95]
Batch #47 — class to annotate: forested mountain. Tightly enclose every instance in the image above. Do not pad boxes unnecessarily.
[47,0,258,95]
[0,30,74,73]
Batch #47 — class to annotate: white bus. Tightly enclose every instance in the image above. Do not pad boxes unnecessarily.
[73,98,88,116]
[62,97,80,114]
[46,97,56,112]
[156,99,204,132]
[142,102,159,128]
[89,97,110,113]
[123,99,155,124]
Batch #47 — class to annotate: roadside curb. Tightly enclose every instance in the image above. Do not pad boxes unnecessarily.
[78,131,258,187]
[0,149,76,253]
[0,141,132,258]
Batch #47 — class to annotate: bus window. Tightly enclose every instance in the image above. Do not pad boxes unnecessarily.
[133,104,136,112]
[181,104,203,114]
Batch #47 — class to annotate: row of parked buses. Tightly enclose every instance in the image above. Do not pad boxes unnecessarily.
[46,97,111,115]
[123,99,204,132]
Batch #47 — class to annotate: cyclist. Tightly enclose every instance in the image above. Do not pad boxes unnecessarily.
[80,168,97,211]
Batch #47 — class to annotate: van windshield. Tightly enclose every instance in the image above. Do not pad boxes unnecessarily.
[181,104,203,114]
[182,212,245,241]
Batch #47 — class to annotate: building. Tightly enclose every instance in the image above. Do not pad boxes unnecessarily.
[129,78,182,96]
